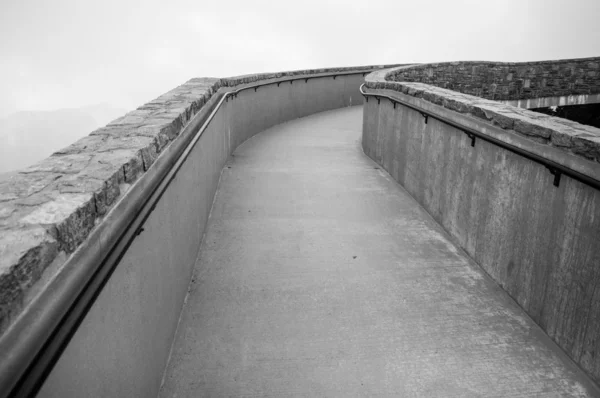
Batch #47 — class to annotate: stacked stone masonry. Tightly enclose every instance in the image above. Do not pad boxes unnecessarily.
[0,65,399,336]
[365,58,600,165]
[386,57,600,101]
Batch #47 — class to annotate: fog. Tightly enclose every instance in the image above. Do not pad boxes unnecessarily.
[1,0,599,174]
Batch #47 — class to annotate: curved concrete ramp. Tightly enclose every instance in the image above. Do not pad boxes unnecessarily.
[160,107,599,397]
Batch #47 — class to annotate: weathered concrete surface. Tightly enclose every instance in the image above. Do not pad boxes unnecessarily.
[35,72,378,398]
[365,70,600,166]
[503,93,600,109]
[160,107,599,397]
[36,91,230,398]
[362,86,600,386]
[0,65,400,338]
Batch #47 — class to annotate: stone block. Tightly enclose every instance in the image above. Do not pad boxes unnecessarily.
[0,172,62,203]
[422,91,444,106]
[0,226,59,333]
[514,119,553,139]
[140,139,160,171]
[122,151,144,184]
[21,153,93,176]
[53,135,109,155]
[442,98,471,114]
[92,172,121,216]
[571,134,600,161]
[20,193,96,254]
[550,130,574,148]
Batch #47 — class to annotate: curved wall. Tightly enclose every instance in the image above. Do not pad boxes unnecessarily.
[3,56,599,395]
[24,70,374,397]
[362,59,600,385]
[386,57,600,105]
[0,66,394,338]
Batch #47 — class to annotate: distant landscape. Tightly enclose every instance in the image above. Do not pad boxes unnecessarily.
[0,170,16,181]
[0,104,128,181]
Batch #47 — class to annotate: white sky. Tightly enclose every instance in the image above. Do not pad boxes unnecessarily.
[1,0,599,117]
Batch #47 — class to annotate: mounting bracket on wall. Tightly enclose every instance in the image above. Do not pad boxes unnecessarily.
[358,83,600,191]
[377,98,380,105]
[547,167,562,187]
[305,78,310,83]
[333,75,337,80]
[466,132,476,147]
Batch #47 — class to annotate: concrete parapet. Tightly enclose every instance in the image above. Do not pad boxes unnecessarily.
[0,78,221,336]
[363,60,600,384]
[33,69,386,398]
[366,65,600,165]
[0,65,397,338]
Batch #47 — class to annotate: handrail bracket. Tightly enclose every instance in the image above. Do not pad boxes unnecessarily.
[547,167,562,187]
[466,132,476,147]
[359,83,599,191]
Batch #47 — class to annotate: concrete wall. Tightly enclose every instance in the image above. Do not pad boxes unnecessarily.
[0,66,388,340]
[37,72,365,397]
[386,57,600,102]
[362,86,600,384]
[502,92,600,109]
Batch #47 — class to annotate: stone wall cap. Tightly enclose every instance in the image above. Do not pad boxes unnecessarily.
[365,59,600,170]
[0,64,398,336]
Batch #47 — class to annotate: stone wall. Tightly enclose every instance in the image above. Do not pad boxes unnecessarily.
[366,68,600,165]
[36,71,379,398]
[0,64,399,337]
[386,57,600,102]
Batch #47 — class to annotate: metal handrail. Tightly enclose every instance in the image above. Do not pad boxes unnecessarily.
[0,69,375,398]
[224,69,372,100]
[359,84,600,190]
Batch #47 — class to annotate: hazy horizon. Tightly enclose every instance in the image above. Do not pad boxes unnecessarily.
[1,0,599,174]
[0,103,128,175]
[2,0,599,117]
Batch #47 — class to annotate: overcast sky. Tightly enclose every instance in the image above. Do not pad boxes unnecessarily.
[1,0,598,117]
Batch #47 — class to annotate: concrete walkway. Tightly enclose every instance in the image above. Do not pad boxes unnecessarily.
[160,107,599,397]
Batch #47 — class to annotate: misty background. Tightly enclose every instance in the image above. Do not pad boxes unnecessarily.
[1,0,599,177]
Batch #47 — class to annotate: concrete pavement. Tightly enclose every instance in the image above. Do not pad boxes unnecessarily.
[159,106,599,397]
